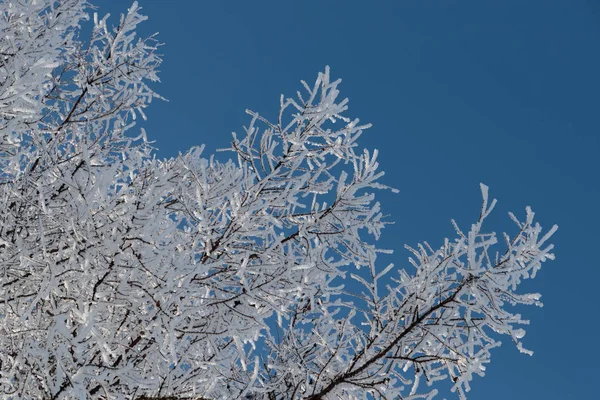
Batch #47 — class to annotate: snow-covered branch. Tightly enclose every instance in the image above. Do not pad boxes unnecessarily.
[0,2,556,399]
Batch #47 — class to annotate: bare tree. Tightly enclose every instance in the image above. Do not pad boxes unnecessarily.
[0,1,556,399]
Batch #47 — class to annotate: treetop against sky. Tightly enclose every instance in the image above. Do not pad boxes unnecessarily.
[2,0,599,399]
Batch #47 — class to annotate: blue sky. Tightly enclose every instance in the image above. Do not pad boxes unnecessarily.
[96,1,600,398]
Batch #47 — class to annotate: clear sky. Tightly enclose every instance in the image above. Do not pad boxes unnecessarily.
[95,1,600,398]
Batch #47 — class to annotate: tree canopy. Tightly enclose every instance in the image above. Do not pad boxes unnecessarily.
[0,1,556,399]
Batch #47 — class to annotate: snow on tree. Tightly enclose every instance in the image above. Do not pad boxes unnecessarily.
[0,1,557,399]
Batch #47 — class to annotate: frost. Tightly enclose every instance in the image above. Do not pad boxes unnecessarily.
[0,1,557,399]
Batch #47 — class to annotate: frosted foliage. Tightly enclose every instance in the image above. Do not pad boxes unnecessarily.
[0,1,557,399]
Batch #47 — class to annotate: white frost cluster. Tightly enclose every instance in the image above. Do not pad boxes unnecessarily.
[0,1,556,399]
